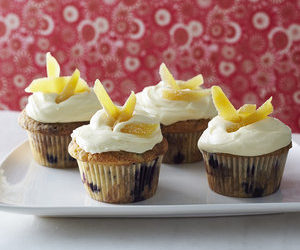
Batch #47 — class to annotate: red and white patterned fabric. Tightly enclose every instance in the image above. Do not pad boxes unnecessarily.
[0,0,299,131]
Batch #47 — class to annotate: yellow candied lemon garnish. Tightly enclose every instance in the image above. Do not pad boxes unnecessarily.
[237,97,273,127]
[162,88,210,101]
[237,104,257,119]
[211,86,241,123]
[211,86,274,132]
[178,74,203,90]
[94,79,120,120]
[25,52,90,96]
[159,63,207,101]
[46,52,60,78]
[25,77,89,94]
[120,123,158,138]
[55,69,80,103]
[93,80,158,137]
[118,91,136,123]
[159,63,180,90]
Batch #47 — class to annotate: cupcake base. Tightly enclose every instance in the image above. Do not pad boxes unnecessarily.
[68,138,168,203]
[77,156,163,203]
[201,143,292,198]
[161,119,210,164]
[162,131,204,164]
[19,110,87,168]
[27,131,77,168]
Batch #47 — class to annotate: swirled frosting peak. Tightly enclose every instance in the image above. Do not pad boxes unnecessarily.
[72,80,163,154]
[136,63,217,125]
[198,86,291,156]
[159,63,211,101]
[198,116,291,156]
[25,90,101,123]
[25,52,101,123]
[72,109,163,154]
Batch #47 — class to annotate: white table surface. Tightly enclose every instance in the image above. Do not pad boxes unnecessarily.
[0,110,300,250]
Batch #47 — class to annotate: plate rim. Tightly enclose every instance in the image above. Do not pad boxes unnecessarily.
[1,202,300,217]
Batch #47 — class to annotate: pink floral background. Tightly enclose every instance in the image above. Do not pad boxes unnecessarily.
[0,0,299,131]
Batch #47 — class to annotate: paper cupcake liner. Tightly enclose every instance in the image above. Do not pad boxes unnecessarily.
[201,144,291,197]
[27,131,77,168]
[76,156,163,204]
[162,131,204,164]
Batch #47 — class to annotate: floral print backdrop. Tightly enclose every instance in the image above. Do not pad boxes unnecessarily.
[0,0,299,131]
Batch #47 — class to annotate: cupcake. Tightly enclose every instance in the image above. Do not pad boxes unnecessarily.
[18,52,101,168]
[69,80,168,203]
[136,63,217,164]
[198,86,292,198]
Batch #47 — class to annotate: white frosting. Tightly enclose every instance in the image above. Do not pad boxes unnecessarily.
[71,109,163,154]
[198,116,292,156]
[136,81,217,125]
[25,90,101,123]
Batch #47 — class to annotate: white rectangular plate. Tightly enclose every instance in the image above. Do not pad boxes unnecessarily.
[0,141,300,217]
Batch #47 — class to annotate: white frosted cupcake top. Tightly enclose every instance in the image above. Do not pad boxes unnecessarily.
[136,81,217,125]
[72,109,163,154]
[198,116,291,156]
[25,52,101,123]
[198,85,292,156]
[72,79,163,154]
[26,90,101,123]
